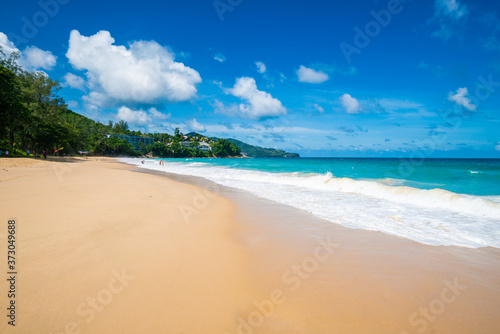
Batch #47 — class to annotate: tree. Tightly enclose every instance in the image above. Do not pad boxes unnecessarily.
[113,120,129,133]
[0,64,26,149]
[211,139,241,157]
[19,70,70,153]
[174,127,182,141]
[151,142,168,157]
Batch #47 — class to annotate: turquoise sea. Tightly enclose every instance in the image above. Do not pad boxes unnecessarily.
[124,157,500,248]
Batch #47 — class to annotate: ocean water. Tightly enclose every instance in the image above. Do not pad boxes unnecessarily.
[122,157,500,249]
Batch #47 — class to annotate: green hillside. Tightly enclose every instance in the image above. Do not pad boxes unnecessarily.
[227,138,300,158]
[185,133,300,158]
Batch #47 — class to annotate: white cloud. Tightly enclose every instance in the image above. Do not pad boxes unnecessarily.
[214,53,226,63]
[148,107,171,120]
[255,61,266,74]
[224,77,287,119]
[186,118,206,132]
[212,99,238,116]
[340,93,360,114]
[117,106,151,125]
[496,142,500,151]
[296,65,329,84]
[83,91,114,109]
[0,33,56,71]
[21,46,57,70]
[435,0,467,20]
[66,30,201,107]
[116,106,170,126]
[63,73,86,90]
[448,87,476,111]
[314,103,325,113]
[0,32,19,55]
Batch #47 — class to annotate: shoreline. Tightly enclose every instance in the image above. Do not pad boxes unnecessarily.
[129,159,500,333]
[0,158,499,333]
[125,157,500,249]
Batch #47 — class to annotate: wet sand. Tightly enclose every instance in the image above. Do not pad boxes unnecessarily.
[0,157,499,333]
[134,163,500,334]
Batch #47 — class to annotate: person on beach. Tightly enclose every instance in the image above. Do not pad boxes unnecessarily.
[27,149,30,156]
[43,150,47,159]
[6,150,9,158]
[141,160,145,164]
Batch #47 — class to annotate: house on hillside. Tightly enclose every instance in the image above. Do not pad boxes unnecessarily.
[106,134,154,150]
[180,141,212,151]
[198,142,211,151]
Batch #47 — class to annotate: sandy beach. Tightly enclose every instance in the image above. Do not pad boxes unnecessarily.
[0,158,499,333]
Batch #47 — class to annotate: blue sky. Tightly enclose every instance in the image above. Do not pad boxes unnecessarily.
[1,0,499,157]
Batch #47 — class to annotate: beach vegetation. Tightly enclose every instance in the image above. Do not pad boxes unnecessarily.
[0,48,297,158]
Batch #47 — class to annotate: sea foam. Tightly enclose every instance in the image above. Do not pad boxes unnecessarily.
[123,158,500,248]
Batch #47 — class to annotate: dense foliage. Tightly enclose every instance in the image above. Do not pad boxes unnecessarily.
[0,51,142,157]
[1,49,299,159]
[227,138,299,158]
[0,50,236,158]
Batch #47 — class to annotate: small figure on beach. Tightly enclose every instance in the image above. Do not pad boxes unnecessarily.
[27,149,30,156]
[6,150,9,158]
[43,150,47,159]
[141,160,145,164]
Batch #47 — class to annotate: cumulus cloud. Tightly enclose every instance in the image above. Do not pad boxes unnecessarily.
[117,106,151,125]
[296,65,329,83]
[66,30,201,107]
[63,73,86,90]
[0,32,19,55]
[495,142,500,151]
[148,107,171,120]
[21,46,57,70]
[340,93,360,114]
[116,106,170,126]
[186,118,206,132]
[255,61,266,74]
[448,87,476,111]
[214,53,226,62]
[220,77,286,120]
[0,33,57,71]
